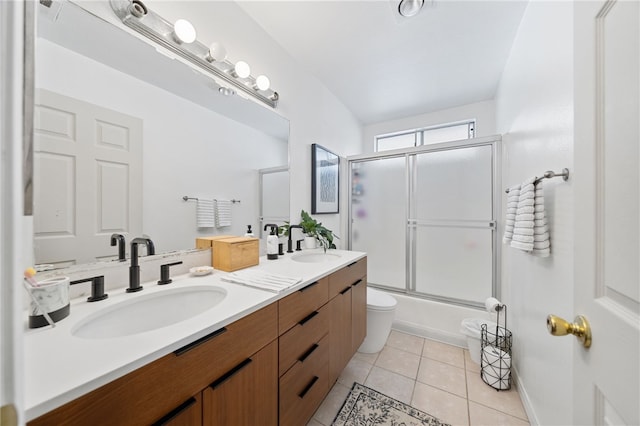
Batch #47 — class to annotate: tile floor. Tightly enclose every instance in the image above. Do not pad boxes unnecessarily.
[308,330,530,426]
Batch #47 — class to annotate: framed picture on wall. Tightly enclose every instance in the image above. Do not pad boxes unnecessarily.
[311,143,339,214]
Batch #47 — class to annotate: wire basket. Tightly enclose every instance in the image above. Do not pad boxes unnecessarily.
[481,323,512,390]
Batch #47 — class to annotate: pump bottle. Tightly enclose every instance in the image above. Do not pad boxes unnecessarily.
[264,224,279,260]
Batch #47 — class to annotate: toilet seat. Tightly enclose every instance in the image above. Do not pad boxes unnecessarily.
[367,288,396,311]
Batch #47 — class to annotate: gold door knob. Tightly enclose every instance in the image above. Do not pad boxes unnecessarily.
[546,314,592,348]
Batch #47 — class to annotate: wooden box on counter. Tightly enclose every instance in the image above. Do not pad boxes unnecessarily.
[196,236,259,272]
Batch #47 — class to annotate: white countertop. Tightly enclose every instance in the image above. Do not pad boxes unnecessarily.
[24,249,365,421]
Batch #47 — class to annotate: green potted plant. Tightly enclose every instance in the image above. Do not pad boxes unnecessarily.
[298,210,338,252]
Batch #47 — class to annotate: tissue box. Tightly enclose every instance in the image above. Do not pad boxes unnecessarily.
[196,236,259,272]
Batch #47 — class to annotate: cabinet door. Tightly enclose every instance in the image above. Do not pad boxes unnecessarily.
[328,286,352,385]
[152,394,202,426]
[351,277,367,353]
[202,340,278,426]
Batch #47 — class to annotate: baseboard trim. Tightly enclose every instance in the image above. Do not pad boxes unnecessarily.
[392,319,467,348]
[511,366,539,425]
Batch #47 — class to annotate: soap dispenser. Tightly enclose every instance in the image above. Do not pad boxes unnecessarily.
[264,224,279,260]
[244,225,255,237]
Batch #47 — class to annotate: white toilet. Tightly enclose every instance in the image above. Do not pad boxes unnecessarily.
[358,288,397,354]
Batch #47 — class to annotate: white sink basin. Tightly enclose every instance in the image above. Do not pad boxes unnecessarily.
[291,253,341,263]
[71,286,227,339]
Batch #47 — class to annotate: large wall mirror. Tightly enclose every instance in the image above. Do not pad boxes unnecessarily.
[34,1,290,268]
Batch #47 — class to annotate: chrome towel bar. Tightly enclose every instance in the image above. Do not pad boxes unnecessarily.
[505,168,569,193]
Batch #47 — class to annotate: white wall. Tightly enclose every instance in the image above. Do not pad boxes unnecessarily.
[495,2,574,425]
[145,1,363,247]
[361,100,496,153]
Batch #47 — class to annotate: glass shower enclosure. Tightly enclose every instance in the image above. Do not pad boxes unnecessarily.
[349,136,500,308]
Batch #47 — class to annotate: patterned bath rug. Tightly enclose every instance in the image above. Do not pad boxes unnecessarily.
[332,382,451,426]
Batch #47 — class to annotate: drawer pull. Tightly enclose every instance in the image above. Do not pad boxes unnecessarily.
[340,286,351,295]
[210,358,253,390]
[352,279,363,287]
[298,310,319,326]
[298,281,319,292]
[298,376,319,399]
[151,397,196,425]
[347,261,358,268]
[173,327,227,356]
[298,343,319,363]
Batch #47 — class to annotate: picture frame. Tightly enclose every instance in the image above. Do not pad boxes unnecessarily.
[311,143,339,214]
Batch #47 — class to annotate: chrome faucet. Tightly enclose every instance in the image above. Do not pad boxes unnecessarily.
[110,233,126,261]
[128,237,155,293]
[287,225,303,253]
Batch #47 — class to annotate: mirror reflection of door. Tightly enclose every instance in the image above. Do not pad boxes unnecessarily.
[259,167,290,238]
[34,89,143,267]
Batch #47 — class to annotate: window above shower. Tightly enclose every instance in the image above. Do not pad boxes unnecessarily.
[375,120,476,152]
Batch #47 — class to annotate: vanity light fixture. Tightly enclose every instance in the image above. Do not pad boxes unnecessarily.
[255,75,270,91]
[398,0,424,17]
[172,19,196,44]
[233,60,251,79]
[206,41,227,62]
[110,0,279,108]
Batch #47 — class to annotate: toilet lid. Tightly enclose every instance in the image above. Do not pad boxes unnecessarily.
[367,288,397,309]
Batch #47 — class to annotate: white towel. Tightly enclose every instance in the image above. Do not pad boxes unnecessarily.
[502,185,521,244]
[510,177,536,252]
[196,199,215,228]
[215,199,232,228]
[531,182,550,257]
[509,177,551,256]
[221,270,302,293]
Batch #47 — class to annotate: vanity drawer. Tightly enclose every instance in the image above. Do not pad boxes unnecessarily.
[28,303,278,426]
[173,302,278,391]
[328,257,367,298]
[278,276,328,335]
[279,303,329,376]
[279,335,330,426]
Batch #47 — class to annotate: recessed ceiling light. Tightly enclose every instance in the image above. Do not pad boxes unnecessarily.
[398,0,424,17]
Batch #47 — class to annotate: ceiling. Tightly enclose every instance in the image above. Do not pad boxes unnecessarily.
[238,0,528,125]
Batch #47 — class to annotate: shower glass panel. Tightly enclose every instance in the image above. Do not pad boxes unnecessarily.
[412,145,494,303]
[351,156,406,290]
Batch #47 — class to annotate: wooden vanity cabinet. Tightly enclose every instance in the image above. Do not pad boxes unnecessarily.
[277,278,330,426]
[277,257,367,426]
[202,340,278,426]
[28,303,278,426]
[328,258,367,385]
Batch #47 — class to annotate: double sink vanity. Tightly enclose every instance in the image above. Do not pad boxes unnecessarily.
[25,249,367,426]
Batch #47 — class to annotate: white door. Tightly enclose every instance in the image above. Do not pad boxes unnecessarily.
[573,1,639,424]
[33,89,142,266]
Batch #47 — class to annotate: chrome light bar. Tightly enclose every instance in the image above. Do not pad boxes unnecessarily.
[109,0,279,108]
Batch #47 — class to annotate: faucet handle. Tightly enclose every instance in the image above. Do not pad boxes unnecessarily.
[158,261,183,285]
[71,275,108,302]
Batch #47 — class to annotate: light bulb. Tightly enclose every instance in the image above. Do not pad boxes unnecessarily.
[173,19,196,44]
[255,75,270,91]
[207,42,227,62]
[234,61,251,79]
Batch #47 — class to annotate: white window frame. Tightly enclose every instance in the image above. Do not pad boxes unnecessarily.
[375,119,476,152]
